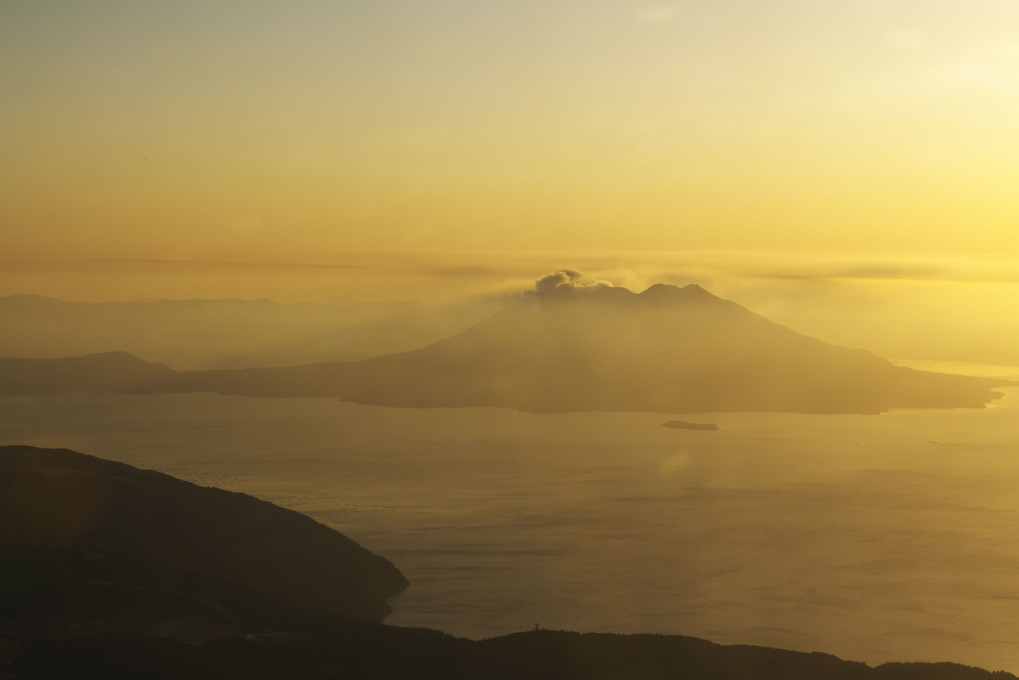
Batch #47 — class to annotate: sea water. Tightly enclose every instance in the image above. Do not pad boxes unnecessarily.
[2,369,1018,672]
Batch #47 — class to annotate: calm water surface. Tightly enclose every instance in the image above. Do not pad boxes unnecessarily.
[2,371,1018,671]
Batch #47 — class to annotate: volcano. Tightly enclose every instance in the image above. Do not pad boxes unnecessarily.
[152,283,1010,414]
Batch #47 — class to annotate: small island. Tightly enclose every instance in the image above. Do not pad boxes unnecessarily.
[662,420,719,431]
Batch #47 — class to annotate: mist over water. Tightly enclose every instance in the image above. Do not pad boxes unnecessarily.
[7,0,1019,673]
[3,375,1018,671]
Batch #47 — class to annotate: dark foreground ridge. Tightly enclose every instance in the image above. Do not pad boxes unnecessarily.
[7,628,1018,680]
[2,446,1015,679]
[1,284,1012,414]
[0,445,407,624]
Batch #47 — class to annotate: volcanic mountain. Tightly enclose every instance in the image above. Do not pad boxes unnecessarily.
[145,283,1009,414]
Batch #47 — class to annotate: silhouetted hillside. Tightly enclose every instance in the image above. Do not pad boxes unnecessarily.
[0,352,176,394]
[2,446,1015,679]
[7,628,1018,680]
[0,445,407,623]
[153,283,1011,414]
[0,294,496,368]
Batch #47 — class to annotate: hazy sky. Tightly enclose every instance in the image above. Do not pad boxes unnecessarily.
[2,0,1018,363]
[4,0,1019,260]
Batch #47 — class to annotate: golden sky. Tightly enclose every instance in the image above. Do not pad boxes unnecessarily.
[2,0,1018,365]
[3,0,1019,261]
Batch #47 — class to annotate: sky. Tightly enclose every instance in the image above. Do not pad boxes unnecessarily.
[1,0,1017,358]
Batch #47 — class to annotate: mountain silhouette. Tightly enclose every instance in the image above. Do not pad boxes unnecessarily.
[3,446,1016,680]
[0,351,176,394]
[0,293,497,369]
[149,283,1011,413]
[0,445,407,624]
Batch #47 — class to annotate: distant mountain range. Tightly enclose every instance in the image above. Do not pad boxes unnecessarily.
[283,281,1007,413]
[0,293,496,369]
[2,445,1014,679]
[0,351,176,395]
[1,283,1009,414]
